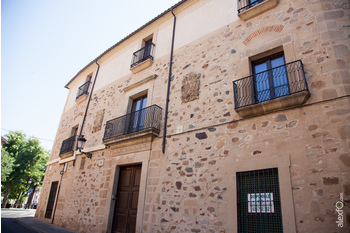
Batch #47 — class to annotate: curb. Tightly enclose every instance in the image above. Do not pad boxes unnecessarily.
[15,218,46,233]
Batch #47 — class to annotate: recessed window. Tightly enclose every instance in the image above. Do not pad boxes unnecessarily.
[252,52,288,103]
[130,36,155,73]
[233,49,309,116]
[103,90,162,143]
[76,75,92,102]
[129,95,148,133]
[236,168,283,232]
[59,125,78,156]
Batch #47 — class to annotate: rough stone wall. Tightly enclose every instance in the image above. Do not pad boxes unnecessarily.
[140,0,350,231]
[36,162,62,221]
[38,0,350,232]
[142,98,349,232]
[56,151,113,232]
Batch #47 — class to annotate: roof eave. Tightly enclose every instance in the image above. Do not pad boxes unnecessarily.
[64,0,188,89]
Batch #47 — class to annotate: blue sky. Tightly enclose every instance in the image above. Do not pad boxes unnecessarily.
[1,0,180,150]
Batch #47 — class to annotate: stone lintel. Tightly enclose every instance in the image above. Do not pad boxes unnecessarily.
[59,154,77,164]
[123,74,158,92]
[46,158,60,166]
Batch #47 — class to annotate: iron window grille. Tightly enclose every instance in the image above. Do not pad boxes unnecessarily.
[76,80,91,100]
[59,135,76,155]
[103,104,162,141]
[233,59,308,109]
[44,181,58,219]
[130,43,155,68]
[238,0,266,13]
[237,168,283,233]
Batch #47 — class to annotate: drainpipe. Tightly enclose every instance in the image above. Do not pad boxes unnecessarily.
[162,8,176,154]
[79,60,100,137]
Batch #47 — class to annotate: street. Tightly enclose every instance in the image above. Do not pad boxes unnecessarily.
[1,208,38,233]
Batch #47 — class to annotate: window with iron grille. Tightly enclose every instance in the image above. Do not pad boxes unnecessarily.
[131,38,155,68]
[237,168,283,233]
[45,181,58,219]
[238,0,266,14]
[233,53,308,110]
[76,75,91,100]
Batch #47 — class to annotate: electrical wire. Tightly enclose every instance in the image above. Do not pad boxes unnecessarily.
[1,128,54,142]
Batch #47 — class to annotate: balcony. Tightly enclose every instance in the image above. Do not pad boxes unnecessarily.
[130,43,155,74]
[103,105,162,144]
[76,81,90,104]
[233,60,310,117]
[238,0,278,20]
[59,135,76,156]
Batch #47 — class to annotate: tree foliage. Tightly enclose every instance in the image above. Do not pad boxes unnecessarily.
[1,147,15,182]
[1,131,49,207]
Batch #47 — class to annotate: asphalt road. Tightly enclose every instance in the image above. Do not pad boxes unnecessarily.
[1,208,38,233]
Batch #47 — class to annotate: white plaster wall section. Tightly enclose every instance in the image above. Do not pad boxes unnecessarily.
[93,46,136,92]
[173,0,237,50]
[64,73,90,112]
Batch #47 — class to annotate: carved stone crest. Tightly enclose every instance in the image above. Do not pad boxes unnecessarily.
[93,109,105,133]
[181,72,201,103]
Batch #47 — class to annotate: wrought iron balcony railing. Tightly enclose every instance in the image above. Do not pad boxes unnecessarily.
[103,104,162,141]
[130,43,155,68]
[238,0,266,13]
[59,135,76,155]
[233,60,308,109]
[76,81,90,100]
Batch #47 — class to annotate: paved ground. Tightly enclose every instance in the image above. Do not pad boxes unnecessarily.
[1,208,78,233]
[1,208,36,218]
[2,208,38,233]
[2,217,39,233]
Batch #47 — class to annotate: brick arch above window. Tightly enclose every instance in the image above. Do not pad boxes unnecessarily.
[243,25,284,46]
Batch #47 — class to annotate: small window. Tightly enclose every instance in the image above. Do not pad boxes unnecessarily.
[143,39,153,60]
[59,125,78,156]
[236,168,283,232]
[71,125,78,137]
[76,75,92,100]
[130,36,155,72]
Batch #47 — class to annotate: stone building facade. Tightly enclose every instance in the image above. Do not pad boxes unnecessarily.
[36,0,350,232]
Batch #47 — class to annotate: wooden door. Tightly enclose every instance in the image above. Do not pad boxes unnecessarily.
[112,165,141,233]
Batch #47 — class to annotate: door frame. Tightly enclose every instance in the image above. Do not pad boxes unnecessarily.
[111,164,142,233]
[106,148,151,233]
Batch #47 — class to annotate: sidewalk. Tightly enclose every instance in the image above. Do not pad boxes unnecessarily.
[17,217,79,233]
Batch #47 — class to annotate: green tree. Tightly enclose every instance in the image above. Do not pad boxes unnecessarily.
[1,131,49,208]
[1,147,15,182]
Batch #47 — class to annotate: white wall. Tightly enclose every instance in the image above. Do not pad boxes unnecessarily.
[65,0,238,111]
